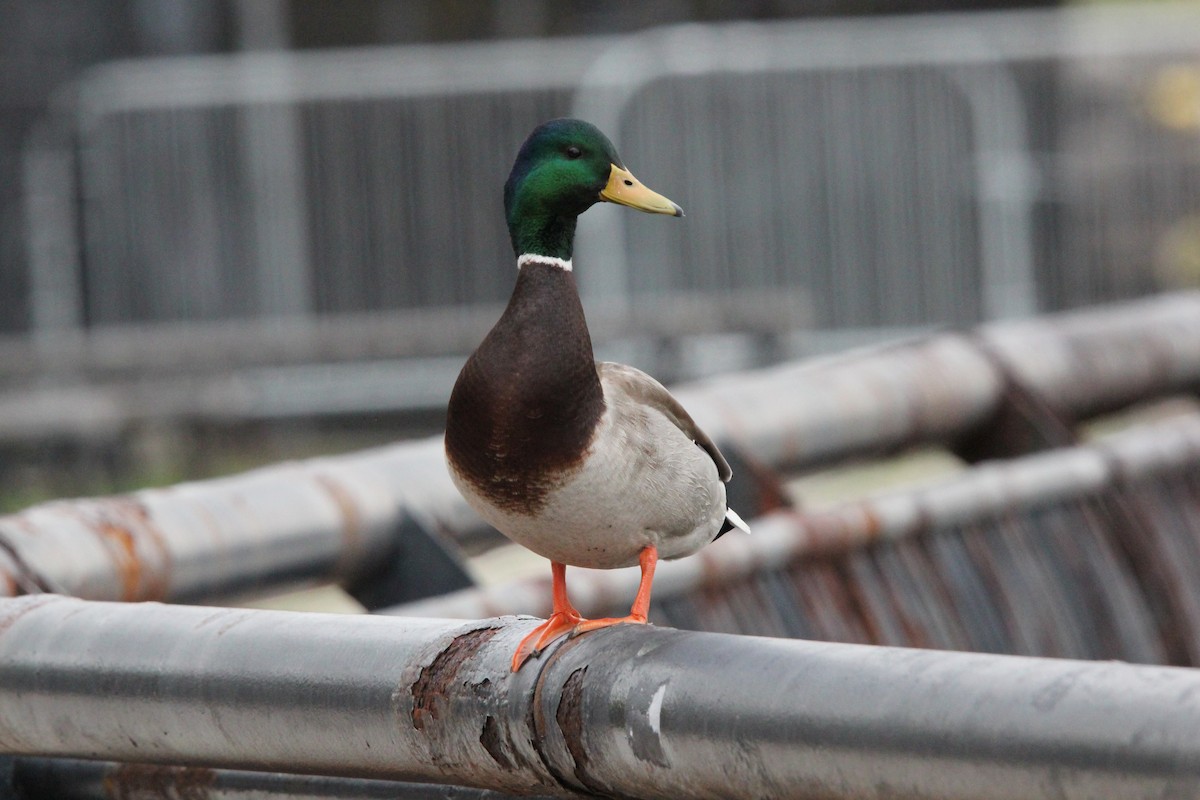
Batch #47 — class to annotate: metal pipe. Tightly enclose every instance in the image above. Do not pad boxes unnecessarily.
[1,596,1199,799]
[536,624,1200,799]
[982,291,1200,420]
[8,756,565,800]
[674,293,1200,471]
[0,596,563,795]
[0,436,476,603]
[673,332,1003,471]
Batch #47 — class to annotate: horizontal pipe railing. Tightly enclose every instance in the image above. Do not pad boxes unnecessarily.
[674,291,1200,470]
[0,437,475,604]
[0,596,1198,799]
[1,293,1197,448]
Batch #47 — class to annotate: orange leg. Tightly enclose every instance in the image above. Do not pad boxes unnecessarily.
[511,561,583,672]
[573,545,658,634]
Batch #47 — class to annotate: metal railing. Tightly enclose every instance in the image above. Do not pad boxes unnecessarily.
[1,596,1199,799]
[24,35,617,331]
[572,3,1200,322]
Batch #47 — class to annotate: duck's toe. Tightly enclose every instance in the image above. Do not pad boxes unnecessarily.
[571,613,649,636]
[512,609,584,672]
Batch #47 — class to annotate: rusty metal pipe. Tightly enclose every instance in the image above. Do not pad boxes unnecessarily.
[0,437,476,603]
[1,596,1200,799]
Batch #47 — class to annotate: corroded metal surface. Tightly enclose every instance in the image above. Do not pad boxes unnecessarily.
[1,597,1199,799]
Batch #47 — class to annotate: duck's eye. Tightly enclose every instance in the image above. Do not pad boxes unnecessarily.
[565,146,582,159]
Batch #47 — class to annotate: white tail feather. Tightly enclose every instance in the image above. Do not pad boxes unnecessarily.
[725,507,751,535]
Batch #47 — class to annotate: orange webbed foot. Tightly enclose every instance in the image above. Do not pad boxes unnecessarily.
[512,548,658,671]
[511,609,583,672]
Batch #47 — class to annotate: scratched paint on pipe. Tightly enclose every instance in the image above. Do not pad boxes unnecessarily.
[395,618,566,795]
[411,626,499,731]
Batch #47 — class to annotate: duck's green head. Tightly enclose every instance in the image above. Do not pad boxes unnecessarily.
[504,118,682,261]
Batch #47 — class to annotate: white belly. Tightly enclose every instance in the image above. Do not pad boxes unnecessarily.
[447,403,726,570]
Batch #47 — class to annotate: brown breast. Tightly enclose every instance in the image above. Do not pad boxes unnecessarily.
[445,263,605,515]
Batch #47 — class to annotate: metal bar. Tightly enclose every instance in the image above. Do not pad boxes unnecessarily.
[674,292,1200,470]
[388,411,1200,622]
[0,437,475,603]
[21,122,86,341]
[0,288,816,381]
[8,756,563,800]
[0,596,1199,799]
[67,35,621,116]
[981,292,1200,421]
[66,6,1200,117]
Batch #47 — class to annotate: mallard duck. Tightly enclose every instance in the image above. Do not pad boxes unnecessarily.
[445,118,749,671]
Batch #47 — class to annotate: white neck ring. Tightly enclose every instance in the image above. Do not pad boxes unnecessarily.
[517,253,573,272]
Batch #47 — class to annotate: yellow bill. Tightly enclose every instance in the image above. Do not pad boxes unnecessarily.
[600,164,684,217]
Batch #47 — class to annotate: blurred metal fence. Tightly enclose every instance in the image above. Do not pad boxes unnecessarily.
[24,36,613,332]
[576,4,1200,323]
[20,4,1200,354]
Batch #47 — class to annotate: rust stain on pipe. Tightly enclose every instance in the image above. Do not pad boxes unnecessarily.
[410,626,499,732]
[103,762,217,800]
[71,498,172,601]
[97,523,142,602]
[0,534,55,595]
